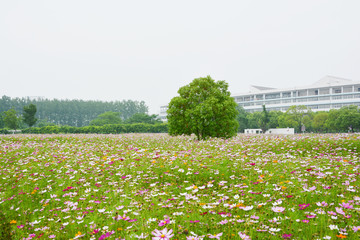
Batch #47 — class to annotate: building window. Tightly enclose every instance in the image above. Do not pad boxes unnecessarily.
[319,88,330,95]
[282,92,291,98]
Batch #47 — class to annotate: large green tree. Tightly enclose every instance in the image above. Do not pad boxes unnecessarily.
[3,109,20,130]
[89,112,122,126]
[167,76,239,140]
[23,104,38,128]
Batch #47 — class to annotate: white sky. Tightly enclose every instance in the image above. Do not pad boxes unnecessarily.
[1,0,360,114]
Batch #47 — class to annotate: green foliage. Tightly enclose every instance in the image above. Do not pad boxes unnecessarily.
[21,123,168,134]
[125,113,162,124]
[327,105,360,132]
[259,105,270,133]
[3,109,20,130]
[22,104,38,127]
[90,112,122,126]
[236,106,249,132]
[167,76,239,140]
[283,105,313,132]
[312,112,329,132]
[0,114,4,128]
[0,95,148,127]
[0,210,12,240]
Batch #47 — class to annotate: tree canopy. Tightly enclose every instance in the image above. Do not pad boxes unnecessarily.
[167,76,239,140]
[3,109,20,130]
[0,96,148,127]
[125,113,162,124]
[23,104,38,128]
[89,112,122,126]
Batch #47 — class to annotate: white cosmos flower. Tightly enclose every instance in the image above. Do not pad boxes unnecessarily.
[242,206,253,211]
[98,209,105,213]
[269,228,281,232]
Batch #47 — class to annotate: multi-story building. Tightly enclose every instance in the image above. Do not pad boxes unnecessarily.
[159,76,360,120]
[234,76,360,112]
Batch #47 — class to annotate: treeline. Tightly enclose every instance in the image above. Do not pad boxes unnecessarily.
[0,95,148,127]
[18,123,168,134]
[238,105,360,133]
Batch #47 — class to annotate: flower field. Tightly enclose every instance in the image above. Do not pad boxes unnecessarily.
[0,134,359,240]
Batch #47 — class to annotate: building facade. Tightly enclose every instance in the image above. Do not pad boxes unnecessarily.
[233,76,360,113]
[160,76,360,120]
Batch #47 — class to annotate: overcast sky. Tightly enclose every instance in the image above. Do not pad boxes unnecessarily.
[1,1,360,114]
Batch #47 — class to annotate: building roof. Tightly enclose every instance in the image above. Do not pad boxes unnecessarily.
[232,76,360,96]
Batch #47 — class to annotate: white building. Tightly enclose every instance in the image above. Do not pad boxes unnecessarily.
[160,76,360,120]
[233,76,360,113]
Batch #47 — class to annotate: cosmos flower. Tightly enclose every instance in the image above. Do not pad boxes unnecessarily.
[151,228,174,240]
[272,206,285,213]
[208,233,223,239]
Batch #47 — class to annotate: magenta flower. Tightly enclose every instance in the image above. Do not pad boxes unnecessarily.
[282,233,292,239]
[151,228,174,240]
[302,220,309,223]
[306,214,316,219]
[339,202,353,209]
[299,204,309,210]
[158,218,170,226]
[208,233,223,239]
[99,230,115,240]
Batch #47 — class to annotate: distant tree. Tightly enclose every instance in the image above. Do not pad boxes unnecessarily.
[89,112,122,126]
[167,76,238,140]
[36,119,56,128]
[3,109,20,130]
[268,111,283,129]
[284,105,312,133]
[259,105,270,133]
[312,112,329,132]
[236,105,248,132]
[23,104,38,128]
[335,105,360,132]
[0,114,4,128]
[125,113,162,124]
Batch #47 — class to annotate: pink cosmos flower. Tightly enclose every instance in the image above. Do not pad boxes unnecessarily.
[316,201,328,207]
[208,233,223,239]
[353,226,360,232]
[335,207,345,215]
[327,211,336,216]
[238,232,251,240]
[113,214,130,221]
[219,219,228,225]
[302,220,309,223]
[306,215,316,219]
[272,206,285,213]
[186,236,200,240]
[158,219,170,227]
[339,202,353,209]
[151,228,174,240]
